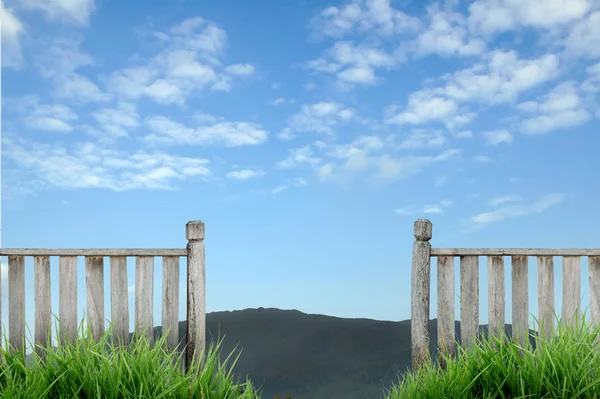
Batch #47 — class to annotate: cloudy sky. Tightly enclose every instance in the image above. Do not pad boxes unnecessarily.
[1,0,599,348]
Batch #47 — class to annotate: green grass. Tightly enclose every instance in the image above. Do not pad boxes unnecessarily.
[385,309,600,399]
[0,317,262,399]
[3,311,600,399]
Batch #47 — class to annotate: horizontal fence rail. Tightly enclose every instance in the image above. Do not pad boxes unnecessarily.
[411,219,600,372]
[0,221,206,373]
[0,249,188,256]
[431,248,600,256]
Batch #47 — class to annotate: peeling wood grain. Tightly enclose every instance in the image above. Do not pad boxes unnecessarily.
[460,256,479,351]
[110,256,129,347]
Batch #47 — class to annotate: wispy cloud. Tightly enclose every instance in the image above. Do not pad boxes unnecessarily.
[395,199,453,216]
[272,177,307,195]
[226,169,265,180]
[472,193,568,224]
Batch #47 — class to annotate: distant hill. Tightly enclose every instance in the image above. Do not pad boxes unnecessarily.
[145,308,540,399]
[25,308,540,399]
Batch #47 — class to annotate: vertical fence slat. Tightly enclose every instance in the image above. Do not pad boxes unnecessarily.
[537,256,555,342]
[34,256,52,353]
[590,256,600,348]
[59,256,78,344]
[562,256,581,329]
[511,255,529,351]
[488,255,505,348]
[186,221,208,372]
[162,256,180,352]
[460,255,479,351]
[86,256,105,343]
[110,256,129,347]
[8,256,25,352]
[437,255,455,369]
[135,256,154,347]
[590,257,600,329]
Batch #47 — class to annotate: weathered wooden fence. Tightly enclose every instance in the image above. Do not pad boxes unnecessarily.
[411,219,600,371]
[0,220,206,372]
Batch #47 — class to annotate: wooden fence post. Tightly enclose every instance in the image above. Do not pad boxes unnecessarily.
[186,221,206,373]
[411,219,432,372]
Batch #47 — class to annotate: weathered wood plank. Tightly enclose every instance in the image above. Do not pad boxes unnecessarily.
[162,256,180,352]
[437,256,455,369]
[562,256,581,329]
[8,256,25,352]
[589,256,600,348]
[110,256,129,347]
[537,256,555,342]
[460,256,479,351]
[512,256,529,351]
[135,256,154,347]
[488,256,505,348]
[85,256,105,343]
[186,221,208,372]
[432,248,600,257]
[0,249,186,257]
[34,256,52,354]
[59,256,78,344]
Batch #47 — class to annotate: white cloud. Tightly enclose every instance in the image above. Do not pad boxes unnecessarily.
[468,0,592,35]
[3,136,211,191]
[309,0,422,39]
[489,194,522,206]
[482,129,514,145]
[91,102,139,138]
[423,199,453,214]
[397,129,446,149]
[442,50,560,104]
[395,199,453,215]
[271,97,295,106]
[21,0,96,26]
[276,146,322,169]
[1,0,25,68]
[286,101,357,135]
[386,90,459,125]
[518,82,591,134]
[565,11,600,59]
[453,130,474,139]
[144,115,268,147]
[271,177,308,195]
[581,62,600,93]
[15,96,78,133]
[472,193,568,224]
[34,36,109,103]
[226,169,265,180]
[224,64,255,76]
[54,73,111,103]
[414,4,486,57]
[107,17,250,105]
[36,36,94,78]
[307,41,398,87]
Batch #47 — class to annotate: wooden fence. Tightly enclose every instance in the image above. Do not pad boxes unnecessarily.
[411,219,600,371]
[0,220,206,372]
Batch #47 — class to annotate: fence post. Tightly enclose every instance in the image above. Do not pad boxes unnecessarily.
[411,219,432,372]
[186,221,206,373]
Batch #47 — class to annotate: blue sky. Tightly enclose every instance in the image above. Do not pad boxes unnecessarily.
[1,0,600,349]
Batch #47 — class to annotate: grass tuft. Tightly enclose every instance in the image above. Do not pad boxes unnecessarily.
[0,316,262,399]
[385,308,600,399]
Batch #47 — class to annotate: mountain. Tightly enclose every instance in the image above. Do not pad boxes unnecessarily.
[146,308,540,399]
[23,308,540,399]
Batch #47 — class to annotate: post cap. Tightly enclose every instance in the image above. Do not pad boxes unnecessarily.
[186,221,205,241]
[414,219,432,241]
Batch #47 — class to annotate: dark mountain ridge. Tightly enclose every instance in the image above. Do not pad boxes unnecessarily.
[146,308,540,399]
